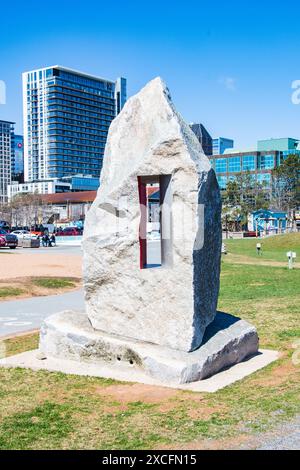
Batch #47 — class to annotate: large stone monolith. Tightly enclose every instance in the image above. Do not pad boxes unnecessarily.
[39,78,259,384]
[83,77,222,352]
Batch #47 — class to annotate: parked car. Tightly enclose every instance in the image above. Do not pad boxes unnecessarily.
[0,229,18,249]
[11,230,39,241]
[243,231,257,238]
[0,236,6,248]
[56,227,81,236]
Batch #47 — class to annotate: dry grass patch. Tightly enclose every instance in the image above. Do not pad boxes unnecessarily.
[0,276,81,301]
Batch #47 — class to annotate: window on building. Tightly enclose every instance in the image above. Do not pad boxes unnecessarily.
[242,155,256,171]
[258,154,275,169]
[215,158,227,173]
[228,156,241,172]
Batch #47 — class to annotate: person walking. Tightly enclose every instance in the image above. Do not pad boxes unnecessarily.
[49,233,56,247]
[256,242,262,256]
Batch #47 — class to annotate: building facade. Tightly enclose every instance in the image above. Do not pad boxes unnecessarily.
[7,174,99,200]
[210,150,278,190]
[8,179,71,200]
[257,137,300,153]
[212,137,300,191]
[23,66,126,182]
[0,120,14,203]
[190,123,213,156]
[12,134,24,183]
[41,190,97,223]
[249,209,288,234]
[212,137,234,155]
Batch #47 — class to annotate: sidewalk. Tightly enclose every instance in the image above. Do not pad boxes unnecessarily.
[0,289,84,337]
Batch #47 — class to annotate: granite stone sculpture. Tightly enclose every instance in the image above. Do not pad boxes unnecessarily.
[39,78,259,384]
[83,77,222,352]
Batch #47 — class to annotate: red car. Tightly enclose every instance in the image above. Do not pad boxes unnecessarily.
[0,235,6,248]
[243,231,257,238]
[56,227,81,236]
[0,229,18,248]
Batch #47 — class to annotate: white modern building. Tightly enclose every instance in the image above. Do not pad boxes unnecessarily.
[0,120,14,203]
[23,65,126,182]
[7,173,100,201]
[7,179,71,201]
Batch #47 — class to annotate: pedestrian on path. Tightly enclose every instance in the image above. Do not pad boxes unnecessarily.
[256,242,262,255]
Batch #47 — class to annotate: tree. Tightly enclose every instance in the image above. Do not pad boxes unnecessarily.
[222,172,270,229]
[271,154,300,211]
[8,192,45,228]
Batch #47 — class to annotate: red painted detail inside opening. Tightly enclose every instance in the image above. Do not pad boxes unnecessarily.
[137,176,147,269]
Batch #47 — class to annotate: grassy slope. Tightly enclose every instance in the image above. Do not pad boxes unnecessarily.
[225,232,300,262]
[0,237,299,449]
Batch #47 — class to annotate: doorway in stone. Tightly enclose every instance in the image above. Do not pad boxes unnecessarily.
[137,175,172,269]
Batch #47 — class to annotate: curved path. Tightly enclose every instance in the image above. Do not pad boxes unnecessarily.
[0,289,84,337]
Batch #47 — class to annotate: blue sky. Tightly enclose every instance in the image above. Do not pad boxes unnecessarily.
[0,0,300,148]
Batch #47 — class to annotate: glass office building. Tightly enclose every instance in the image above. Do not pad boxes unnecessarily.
[211,150,278,190]
[23,66,126,182]
[212,137,234,155]
[211,136,300,191]
[0,120,14,203]
[257,138,300,153]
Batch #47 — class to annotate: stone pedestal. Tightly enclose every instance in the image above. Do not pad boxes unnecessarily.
[39,310,259,384]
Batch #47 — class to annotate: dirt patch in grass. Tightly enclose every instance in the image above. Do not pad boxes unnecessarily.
[94,383,181,405]
[160,433,251,450]
[251,357,299,388]
[0,276,81,301]
[94,383,224,417]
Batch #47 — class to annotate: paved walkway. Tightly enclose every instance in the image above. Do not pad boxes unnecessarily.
[0,289,84,337]
[0,244,82,255]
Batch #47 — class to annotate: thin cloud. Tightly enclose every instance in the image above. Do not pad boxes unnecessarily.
[219,76,237,91]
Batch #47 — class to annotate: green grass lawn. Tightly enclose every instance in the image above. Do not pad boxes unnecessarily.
[0,277,79,300]
[225,232,300,263]
[0,287,24,299]
[0,235,299,449]
[31,277,76,289]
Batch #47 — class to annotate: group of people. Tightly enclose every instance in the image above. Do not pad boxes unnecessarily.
[41,233,56,247]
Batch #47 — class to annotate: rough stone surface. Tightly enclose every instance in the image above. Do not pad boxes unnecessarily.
[39,310,259,384]
[83,77,222,352]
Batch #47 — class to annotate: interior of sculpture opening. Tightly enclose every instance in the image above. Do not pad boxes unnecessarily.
[138,175,172,269]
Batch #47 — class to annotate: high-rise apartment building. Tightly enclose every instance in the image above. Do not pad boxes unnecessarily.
[0,120,14,203]
[23,66,126,182]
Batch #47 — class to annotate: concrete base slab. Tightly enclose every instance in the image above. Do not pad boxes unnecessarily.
[0,348,279,392]
[38,310,261,384]
[36,309,264,384]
